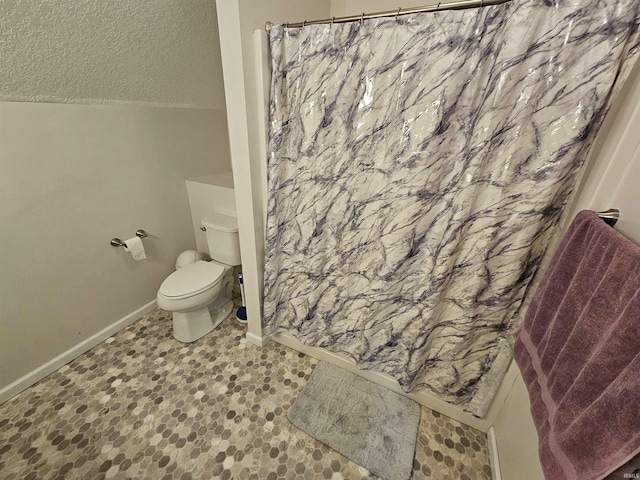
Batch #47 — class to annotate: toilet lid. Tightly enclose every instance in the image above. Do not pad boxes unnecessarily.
[159,261,224,299]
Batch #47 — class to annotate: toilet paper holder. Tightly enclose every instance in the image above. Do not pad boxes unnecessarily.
[110,230,148,248]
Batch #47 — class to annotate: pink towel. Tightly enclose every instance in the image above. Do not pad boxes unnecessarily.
[514,210,640,480]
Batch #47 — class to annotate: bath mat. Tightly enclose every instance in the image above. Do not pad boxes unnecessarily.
[287,362,420,480]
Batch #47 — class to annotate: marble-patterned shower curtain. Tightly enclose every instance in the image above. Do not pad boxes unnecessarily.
[264,0,640,416]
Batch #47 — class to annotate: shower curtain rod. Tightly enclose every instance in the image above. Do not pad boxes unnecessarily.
[265,0,511,31]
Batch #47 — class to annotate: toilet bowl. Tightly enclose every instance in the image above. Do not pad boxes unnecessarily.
[157,261,234,342]
[157,210,241,342]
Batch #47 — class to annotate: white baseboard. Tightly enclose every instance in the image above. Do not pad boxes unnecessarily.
[487,426,502,480]
[0,300,157,405]
[272,332,492,432]
[246,331,271,347]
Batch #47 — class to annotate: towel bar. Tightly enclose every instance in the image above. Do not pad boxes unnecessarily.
[597,209,619,227]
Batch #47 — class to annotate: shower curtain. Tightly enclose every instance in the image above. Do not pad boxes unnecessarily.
[264,0,640,416]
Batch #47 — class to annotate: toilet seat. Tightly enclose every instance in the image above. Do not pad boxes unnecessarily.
[159,261,224,300]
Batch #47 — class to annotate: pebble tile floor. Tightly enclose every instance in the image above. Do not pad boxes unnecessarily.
[0,303,492,479]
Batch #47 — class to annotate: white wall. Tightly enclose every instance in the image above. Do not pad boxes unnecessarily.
[0,1,231,402]
[571,61,640,240]
[0,103,230,400]
[330,0,438,17]
[216,0,331,345]
[492,369,545,479]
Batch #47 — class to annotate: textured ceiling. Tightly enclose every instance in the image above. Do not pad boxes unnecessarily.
[0,0,225,108]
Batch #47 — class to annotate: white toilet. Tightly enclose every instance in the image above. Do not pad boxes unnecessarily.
[157,211,241,343]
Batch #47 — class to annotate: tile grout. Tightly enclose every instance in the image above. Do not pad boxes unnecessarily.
[0,304,491,480]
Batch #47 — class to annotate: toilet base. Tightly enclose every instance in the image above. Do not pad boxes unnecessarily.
[172,298,234,343]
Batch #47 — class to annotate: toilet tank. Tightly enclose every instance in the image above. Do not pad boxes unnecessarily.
[201,212,241,266]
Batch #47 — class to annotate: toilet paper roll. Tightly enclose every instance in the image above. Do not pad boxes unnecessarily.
[124,236,146,261]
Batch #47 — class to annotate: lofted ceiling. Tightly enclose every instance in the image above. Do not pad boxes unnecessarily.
[0,0,226,108]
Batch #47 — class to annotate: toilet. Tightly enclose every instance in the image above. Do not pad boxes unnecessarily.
[157,211,241,342]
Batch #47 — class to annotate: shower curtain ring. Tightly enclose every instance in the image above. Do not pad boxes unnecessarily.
[331,16,335,26]
[396,7,401,20]
[303,20,307,28]
[360,12,364,23]
[437,2,441,10]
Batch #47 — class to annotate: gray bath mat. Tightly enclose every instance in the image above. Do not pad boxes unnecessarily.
[287,362,420,480]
